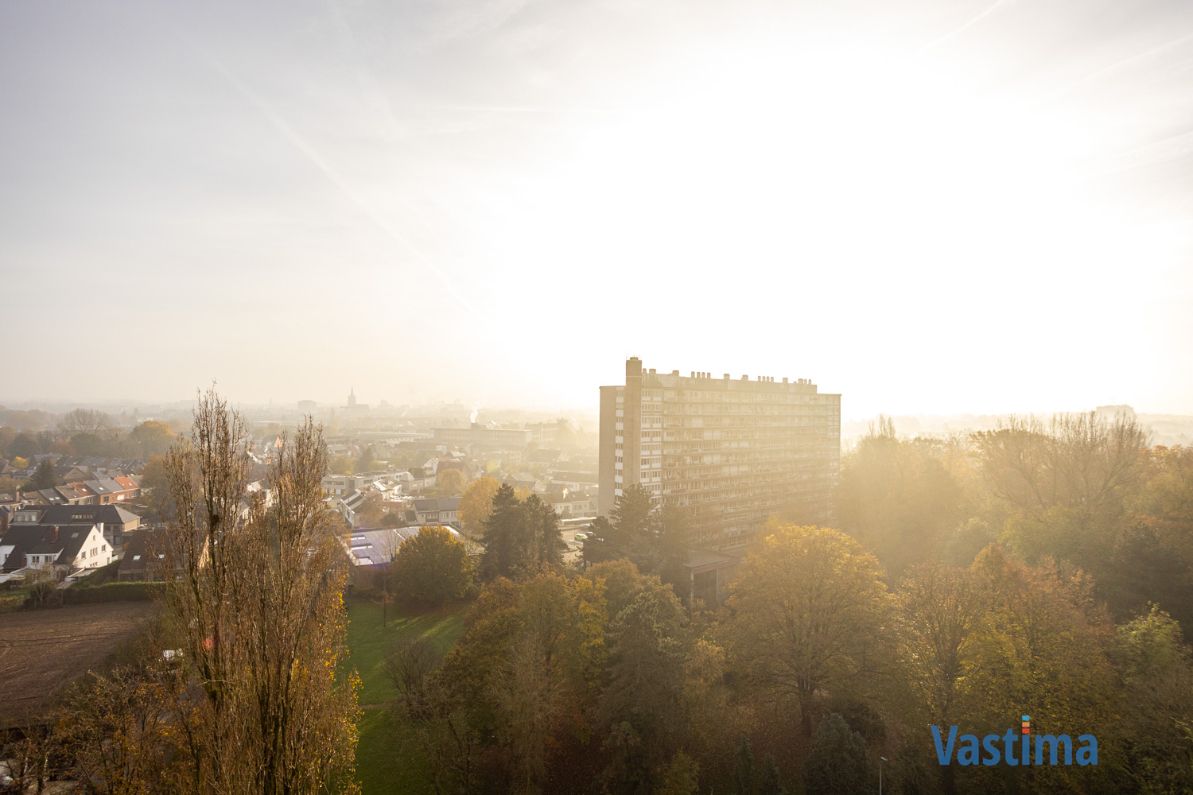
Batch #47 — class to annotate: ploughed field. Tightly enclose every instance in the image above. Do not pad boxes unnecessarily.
[0,602,156,727]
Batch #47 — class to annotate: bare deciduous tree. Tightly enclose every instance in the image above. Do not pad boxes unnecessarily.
[162,388,359,793]
[973,411,1149,516]
[57,408,113,436]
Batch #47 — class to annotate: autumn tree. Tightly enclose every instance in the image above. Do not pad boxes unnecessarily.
[954,545,1120,793]
[459,475,501,537]
[837,424,966,576]
[162,388,359,793]
[725,524,895,736]
[898,563,984,727]
[54,665,187,792]
[435,467,467,496]
[1111,605,1193,793]
[897,563,986,795]
[139,455,175,521]
[127,419,175,457]
[390,526,474,607]
[356,490,386,526]
[1110,445,1193,629]
[435,570,607,790]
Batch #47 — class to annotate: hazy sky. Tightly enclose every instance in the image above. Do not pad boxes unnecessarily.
[3,0,1192,419]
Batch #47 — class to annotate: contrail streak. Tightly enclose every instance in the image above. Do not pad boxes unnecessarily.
[1043,31,1193,102]
[922,0,1012,52]
[204,53,473,311]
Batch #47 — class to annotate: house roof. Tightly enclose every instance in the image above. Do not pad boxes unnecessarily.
[411,497,460,513]
[117,529,168,577]
[0,523,97,572]
[56,482,95,502]
[113,475,139,491]
[12,504,141,528]
[83,478,122,496]
[36,489,66,505]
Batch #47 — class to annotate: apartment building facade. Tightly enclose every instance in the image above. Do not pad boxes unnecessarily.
[599,357,840,547]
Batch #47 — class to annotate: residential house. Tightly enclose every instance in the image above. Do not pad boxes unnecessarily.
[57,465,92,483]
[322,474,369,499]
[0,523,113,579]
[337,491,369,527]
[411,497,460,525]
[55,481,96,505]
[83,478,124,505]
[10,504,141,552]
[117,529,167,581]
[112,475,141,500]
[28,488,66,506]
[546,488,597,518]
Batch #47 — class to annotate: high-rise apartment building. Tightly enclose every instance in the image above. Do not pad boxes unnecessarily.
[599,357,840,548]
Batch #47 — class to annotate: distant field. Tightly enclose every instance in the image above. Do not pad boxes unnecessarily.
[346,599,467,795]
[0,601,156,727]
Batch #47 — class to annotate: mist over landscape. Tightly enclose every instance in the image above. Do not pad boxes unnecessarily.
[4,1,1193,793]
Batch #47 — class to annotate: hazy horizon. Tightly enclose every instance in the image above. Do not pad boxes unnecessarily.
[4,0,1192,418]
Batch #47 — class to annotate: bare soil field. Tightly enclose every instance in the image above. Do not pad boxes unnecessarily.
[0,602,157,727]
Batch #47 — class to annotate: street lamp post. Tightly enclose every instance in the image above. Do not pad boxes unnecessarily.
[879,756,888,794]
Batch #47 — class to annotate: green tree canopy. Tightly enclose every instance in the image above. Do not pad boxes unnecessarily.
[802,713,872,795]
[391,526,475,607]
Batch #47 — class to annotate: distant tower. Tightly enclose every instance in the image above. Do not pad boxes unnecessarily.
[348,387,357,408]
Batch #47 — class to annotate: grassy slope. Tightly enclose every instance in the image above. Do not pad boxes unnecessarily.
[347,599,467,794]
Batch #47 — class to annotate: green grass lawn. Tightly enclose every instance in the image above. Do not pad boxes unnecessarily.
[346,598,467,794]
[0,588,27,613]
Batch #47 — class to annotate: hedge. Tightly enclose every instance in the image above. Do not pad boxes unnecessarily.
[58,581,165,605]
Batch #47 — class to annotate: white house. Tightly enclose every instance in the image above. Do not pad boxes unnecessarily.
[0,522,113,579]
